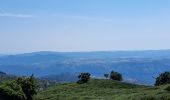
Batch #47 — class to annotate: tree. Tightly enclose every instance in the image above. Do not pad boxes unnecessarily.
[16,74,38,100]
[0,75,38,100]
[155,71,170,86]
[77,73,91,84]
[104,74,109,79]
[110,71,122,81]
[0,80,26,100]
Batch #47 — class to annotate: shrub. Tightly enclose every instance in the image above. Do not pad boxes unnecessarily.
[104,74,109,79]
[110,71,122,81]
[16,74,38,100]
[155,71,170,86]
[77,73,91,84]
[0,80,26,100]
[0,75,38,100]
[165,85,170,92]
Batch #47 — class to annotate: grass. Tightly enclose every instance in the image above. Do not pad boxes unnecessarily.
[34,79,170,100]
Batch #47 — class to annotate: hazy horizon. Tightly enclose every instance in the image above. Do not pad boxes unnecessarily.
[0,0,170,53]
[1,49,170,55]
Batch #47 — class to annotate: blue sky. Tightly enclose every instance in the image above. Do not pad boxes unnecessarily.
[0,0,170,53]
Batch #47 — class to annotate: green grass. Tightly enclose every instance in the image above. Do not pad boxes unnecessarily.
[34,79,170,100]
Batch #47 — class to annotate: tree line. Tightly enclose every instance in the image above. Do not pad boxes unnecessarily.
[76,71,122,84]
[77,71,170,86]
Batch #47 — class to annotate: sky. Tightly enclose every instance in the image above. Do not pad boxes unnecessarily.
[0,0,170,53]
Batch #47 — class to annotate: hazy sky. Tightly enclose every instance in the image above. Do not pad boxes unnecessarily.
[0,0,170,53]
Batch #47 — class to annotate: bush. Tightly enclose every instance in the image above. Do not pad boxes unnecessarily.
[0,80,26,100]
[155,71,170,86]
[0,75,38,100]
[104,74,109,79]
[77,73,91,84]
[110,71,122,81]
[165,85,170,92]
[16,74,38,100]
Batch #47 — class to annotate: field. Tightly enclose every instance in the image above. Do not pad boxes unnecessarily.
[34,79,170,100]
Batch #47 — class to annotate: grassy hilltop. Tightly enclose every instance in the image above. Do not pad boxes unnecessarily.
[34,79,170,100]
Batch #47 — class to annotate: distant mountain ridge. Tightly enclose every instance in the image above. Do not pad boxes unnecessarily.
[3,49,170,58]
[0,50,170,85]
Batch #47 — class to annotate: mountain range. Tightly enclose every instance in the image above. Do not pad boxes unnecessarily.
[1,50,170,85]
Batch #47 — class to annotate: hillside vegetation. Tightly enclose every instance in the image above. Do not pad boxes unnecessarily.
[34,79,170,100]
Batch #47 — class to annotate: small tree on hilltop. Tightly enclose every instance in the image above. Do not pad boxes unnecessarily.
[77,73,91,84]
[155,71,170,86]
[110,71,122,81]
[104,74,109,79]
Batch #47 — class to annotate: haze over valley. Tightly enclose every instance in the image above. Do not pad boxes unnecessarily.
[1,50,170,85]
[1,1,170,100]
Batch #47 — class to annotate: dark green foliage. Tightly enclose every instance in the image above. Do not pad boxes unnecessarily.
[104,74,109,79]
[0,80,26,100]
[165,85,170,92]
[0,75,38,100]
[155,71,170,86]
[77,73,91,84]
[16,74,38,100]
[110,71,122,81]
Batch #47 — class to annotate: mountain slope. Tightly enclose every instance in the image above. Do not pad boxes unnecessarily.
[1,50,170,84]
[41,73,78,83]
[34,79,170,100]
[0,71,16,82]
